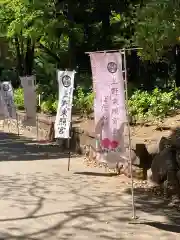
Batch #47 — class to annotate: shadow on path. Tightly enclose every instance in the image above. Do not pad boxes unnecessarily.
[0,170,179,239]
[140,221,180,233]
[73,171,117,177]
[0,130,179,239]
[124,186,180,232]
[0,132,77,161]
[0,171,130,240]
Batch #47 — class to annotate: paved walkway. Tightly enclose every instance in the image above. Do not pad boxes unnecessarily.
[0,132,179,239]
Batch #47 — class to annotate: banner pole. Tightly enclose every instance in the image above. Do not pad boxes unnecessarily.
[67,120,72,171]
[85,48,142,55]
[67,89,75,171]
[2,119,5,132]
[36,114,39,140]
[7,119,10,133]
[122,49,137,220]
[3,117,6,132]
[16,113,20,136]
[67,74,76,171]
[35,77,39,141]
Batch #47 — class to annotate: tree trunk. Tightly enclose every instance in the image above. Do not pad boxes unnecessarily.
[14,37,35,77]
[101,3,111,49]
[67,0,76,71]
[25,38,35,76]
[14,37,23,76]
[128,51,140,84]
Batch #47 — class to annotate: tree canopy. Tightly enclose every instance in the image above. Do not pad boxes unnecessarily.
[0,0,180,88]
[135,0,180,61]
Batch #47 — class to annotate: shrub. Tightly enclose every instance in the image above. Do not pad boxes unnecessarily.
[14,86,180,123]
[14,88,24,110]
[52,100,58,113]
[128,87,180,121]
[73,86,94,115]
[41,98,56,114]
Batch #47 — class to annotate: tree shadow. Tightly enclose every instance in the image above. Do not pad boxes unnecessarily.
[0,171,132,240]
[0,127,179,240]
[0,169,179,239]
[73,171,117,177]
[124,186,180,228]
[138,221,180,233]
[0,132,78,161]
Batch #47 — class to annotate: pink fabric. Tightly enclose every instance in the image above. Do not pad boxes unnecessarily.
[90,52,127,153]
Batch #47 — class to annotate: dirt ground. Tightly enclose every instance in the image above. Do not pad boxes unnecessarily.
[14,110,180,151]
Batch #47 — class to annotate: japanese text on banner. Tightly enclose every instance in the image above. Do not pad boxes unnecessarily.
[89,52,127,167]
[55,71,75,139]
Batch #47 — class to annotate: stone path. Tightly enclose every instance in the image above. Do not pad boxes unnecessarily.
[0,132,179,239]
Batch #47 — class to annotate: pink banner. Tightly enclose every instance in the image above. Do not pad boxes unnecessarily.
[90,52,127,166]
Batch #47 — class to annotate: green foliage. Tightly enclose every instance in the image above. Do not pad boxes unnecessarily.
[2,0,180,123]
[13,86,94,116]
[135,0,180,61]
[129,88,180,121]
[111,3,139,48]
[13,86,180,123]
[14,87,24,110]
[0,69,17,83]
[14,86,57,113]
[77,73,92,90]
[40,97,57,114]
[73,86,94,116]
[52,100,58,112]
[0,0,51,39]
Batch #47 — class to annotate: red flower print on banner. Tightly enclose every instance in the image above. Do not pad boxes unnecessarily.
[110,141,119,149]
[101,138,110,148]
[101,139,119,149]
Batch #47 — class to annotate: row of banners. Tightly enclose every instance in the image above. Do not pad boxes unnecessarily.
[0,51,127,166]
[0,76,37,126]
[55,51,128,166]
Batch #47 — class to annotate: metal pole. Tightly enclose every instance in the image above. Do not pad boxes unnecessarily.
[2,119,5,132]
[3,119,5,132]
[67,77,76,171]
[16,113,20,136]
[10,119,13,133]
[38,94,41,107]
[122,49,137,220]
[85,48,142,55]
[7,119,10,133]
[36,114,39,140]
[67,121,72,171]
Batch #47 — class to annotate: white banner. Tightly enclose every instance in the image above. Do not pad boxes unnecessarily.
[55,70,75,138]
[20,75,36,126]
[0,85,9,120]
[0,81,16,119]
[89,51,128,168]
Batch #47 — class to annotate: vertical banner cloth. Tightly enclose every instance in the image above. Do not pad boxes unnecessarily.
[55,70,75,139]
[0,95,8,120]
[89,52,127,167]
[20,76,36,126]
[0,81,16,119]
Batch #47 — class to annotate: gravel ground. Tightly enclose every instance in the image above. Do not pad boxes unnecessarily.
[0,127,179,239]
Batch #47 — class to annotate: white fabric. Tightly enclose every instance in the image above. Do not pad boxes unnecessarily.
[20,75,36,126]
[55,70,75,138]
[0,81,17,119]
